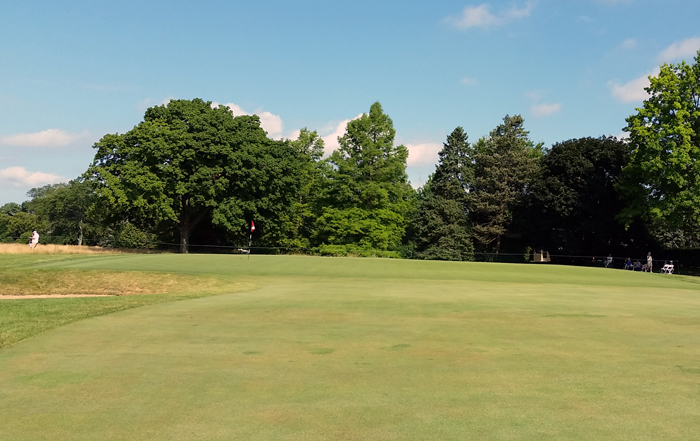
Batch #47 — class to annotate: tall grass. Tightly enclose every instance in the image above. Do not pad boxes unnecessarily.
[0,243,118,255]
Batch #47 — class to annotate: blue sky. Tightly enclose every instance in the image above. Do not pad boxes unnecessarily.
[2,0,699,205]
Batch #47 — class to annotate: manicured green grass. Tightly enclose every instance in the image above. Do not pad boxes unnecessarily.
[1,254,699,440]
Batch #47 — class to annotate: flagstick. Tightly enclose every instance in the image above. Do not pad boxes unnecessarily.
[248,221,255,260]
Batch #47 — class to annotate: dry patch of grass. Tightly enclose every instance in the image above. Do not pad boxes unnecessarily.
[0,264,256,348]
[0,269,223,297]
[0,243,120,255]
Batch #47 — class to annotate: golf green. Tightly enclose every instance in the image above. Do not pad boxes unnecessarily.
[1,255,699,440]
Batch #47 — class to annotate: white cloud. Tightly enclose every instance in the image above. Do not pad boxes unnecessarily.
[658,37,700,63]
[446,2,534,29]
[286,129,302,141]
[616,130,630,140]
[213,102,285,139]
[405,143,442,166]
[0,167,66,188]
[609,68,658,103]
[320,115,363,153]
[531,102,562,118]
[257,111,284,139]
[461,76,478,86]
[218,102,246,116]
[0,129,87,148]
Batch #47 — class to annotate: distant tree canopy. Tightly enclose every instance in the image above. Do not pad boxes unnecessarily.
[7,73,700,261]
[25,180,97,246]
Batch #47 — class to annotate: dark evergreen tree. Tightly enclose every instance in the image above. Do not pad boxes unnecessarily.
[412,127,474,260]
[469,115,540,255]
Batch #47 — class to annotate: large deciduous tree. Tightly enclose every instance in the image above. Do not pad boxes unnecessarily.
[469,115,540,255]
[315,102,415,250]
[411,127,475,260]
[619,50,700,245]
[87,98,305,252]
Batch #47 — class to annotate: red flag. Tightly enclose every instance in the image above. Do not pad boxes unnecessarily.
[251,221,255,232]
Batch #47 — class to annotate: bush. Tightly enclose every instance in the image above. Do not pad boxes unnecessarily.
[113,223,151,249]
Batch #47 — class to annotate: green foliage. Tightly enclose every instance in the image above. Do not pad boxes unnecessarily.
[318,102,415,250]
[315,244,402,258]
[86,98,307,252]
[469,115,540,253]
[315,207,407,250]
[2,211,47,244]
[113,222,150,248]
[25,180,99,245]
[411,127,475,261]
[620,50,700,245]
[531,137,644,255]
[275,128,327,249]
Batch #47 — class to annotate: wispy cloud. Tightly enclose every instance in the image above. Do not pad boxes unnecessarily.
[461,76,478,86]
[609,69,658,103]
[527,91,561,118]
[594,0,632,4]
[620,38,637,50]
[0,129,88,148]
[137,97,174,112]
[531,102,562,118]
[608,37,699,103]
[0,166,66,188]
[658,37,700,62]
[445,2,535,29]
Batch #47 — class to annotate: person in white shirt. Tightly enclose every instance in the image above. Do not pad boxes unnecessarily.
[29,230,40,249]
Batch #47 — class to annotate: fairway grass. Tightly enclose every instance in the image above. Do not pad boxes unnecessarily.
[1,255,699,440]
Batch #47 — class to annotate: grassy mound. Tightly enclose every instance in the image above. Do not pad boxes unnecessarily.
[0,255,255,348]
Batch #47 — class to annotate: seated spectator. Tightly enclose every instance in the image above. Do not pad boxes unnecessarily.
[633,260,642,271]
[605,254,613,268]
[624,258,633,270]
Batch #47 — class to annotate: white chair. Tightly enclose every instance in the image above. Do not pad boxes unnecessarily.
[660,262,674,274]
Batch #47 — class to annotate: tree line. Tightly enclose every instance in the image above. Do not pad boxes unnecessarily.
[2,51,699,262]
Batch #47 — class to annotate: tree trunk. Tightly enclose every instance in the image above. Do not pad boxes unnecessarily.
[179,197,209,254]
[180,196,190,254]
[78,219,84,246]
[180,214,190,254]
